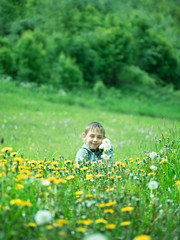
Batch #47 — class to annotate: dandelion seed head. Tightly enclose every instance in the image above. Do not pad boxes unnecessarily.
[148,181,158,190]
[150,165,157,171]
[41,180,50,186]
[83,233,108,240]
[149,152,157,159]
[35,210,52,225]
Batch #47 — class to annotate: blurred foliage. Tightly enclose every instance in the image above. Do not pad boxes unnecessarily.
[50,53,84,90]
[0,0,180,90]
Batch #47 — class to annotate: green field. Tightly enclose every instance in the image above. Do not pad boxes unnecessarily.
[0,80,180,240]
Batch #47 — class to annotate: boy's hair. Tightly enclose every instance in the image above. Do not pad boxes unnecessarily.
[85,122,105,136]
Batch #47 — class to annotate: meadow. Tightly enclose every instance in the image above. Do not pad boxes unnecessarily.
[0,79,180,240]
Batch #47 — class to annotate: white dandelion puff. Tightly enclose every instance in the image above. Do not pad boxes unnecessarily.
[101,154,109,160]
[148,181,159,190]
[41,180,50,186]
[99,138,111,152]
[150,165,157,171]
[83,233,108,240]
[35,210,52,225]
[149,152,157,159]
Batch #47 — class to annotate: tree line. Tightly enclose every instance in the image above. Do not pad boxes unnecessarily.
[0,0,180,90]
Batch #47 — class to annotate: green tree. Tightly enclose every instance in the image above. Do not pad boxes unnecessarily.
[0,37,15,75]
[51,53,83,90]
[15,30,47,84]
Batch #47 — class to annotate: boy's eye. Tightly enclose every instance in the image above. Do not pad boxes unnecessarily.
[98,136,102,139]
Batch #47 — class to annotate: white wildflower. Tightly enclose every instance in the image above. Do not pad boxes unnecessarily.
[41,180,50,186]
[148,181,159,190]
[83,233,108,240]
[149,152,157,159]
[150,165,157,171]
[35,210,52,225]
[101,154,109,160]
[99,138,111,152]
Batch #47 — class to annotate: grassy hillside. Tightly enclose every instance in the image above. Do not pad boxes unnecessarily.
[0,78,179,161]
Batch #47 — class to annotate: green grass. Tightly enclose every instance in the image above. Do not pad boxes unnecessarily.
[0,78,180,240]
[0,78,180,160]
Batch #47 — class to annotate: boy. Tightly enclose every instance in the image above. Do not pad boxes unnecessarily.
[75,122,113,167]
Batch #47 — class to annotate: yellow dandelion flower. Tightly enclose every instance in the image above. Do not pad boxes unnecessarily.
[106,188,114,192]
[25,167,31,170]
[133,235,151,240]
[140,169,144,172]
[95,219,107,224]
[15,184,24,190]
[109,176,114,180]
[52,161,58,166]
[80,167,88,171]
[61,167,66,170]
[104,209,114,214]
[85,175,93,180]
[116,176,121,179]
[176,180,180,191]
[14,157,23,164]
[66,175,74,180]
[27,222,37,227]
[106,201,116,207]
[53,222,63,227]
[57,219,68,225]
[73,163,78,168]
[10,199,23,206]
[58,231,65,236]
[30,160,36,164]
[121,207,134,212]
[1,147,12,153]
[21,201,32,207]
[78,199,82,203]
[35,174,42,178]
[105,224,116,230]
[53,219,68,227]
[148,173,155,176]
[120,221,131,226]
[160,159,168,164]
[76,227,87,232]
[85,194,93,198]
[98,203,106,208]
[49,166,55,170]
[96,174,104,178]
[77,220,84,224]
[0,172,6,178]
[64,160,72,164]
[46,225,53,230]
[75,191,83,196]
[10,152,18,157]
[57,179,66,184]
[82,219,93,225]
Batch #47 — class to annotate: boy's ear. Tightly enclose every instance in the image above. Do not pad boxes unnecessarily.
[82,132,86,139]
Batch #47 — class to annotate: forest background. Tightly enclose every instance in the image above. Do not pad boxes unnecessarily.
[0,0,180,119]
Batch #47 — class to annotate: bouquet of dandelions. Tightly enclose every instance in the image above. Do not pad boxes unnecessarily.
[99,138,112,161]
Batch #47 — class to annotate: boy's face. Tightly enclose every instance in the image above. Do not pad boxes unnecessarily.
[82,128,105,151]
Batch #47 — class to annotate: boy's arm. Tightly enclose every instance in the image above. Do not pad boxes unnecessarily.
[75,148,88,167]
[107,147,114,164]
